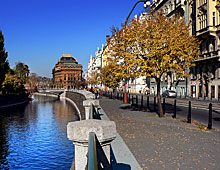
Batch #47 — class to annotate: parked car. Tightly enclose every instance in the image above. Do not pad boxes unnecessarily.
[162,90,177,98]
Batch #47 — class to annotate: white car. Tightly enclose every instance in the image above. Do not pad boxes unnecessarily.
[162,90,177,98]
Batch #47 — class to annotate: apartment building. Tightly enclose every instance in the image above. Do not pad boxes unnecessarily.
[150,0,220,99]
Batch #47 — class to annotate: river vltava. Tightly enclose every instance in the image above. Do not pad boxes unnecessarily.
[0,95,80,169]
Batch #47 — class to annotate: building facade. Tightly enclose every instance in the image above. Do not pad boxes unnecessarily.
[150,0,220,99]
[149,0,190,96]
[193,0,220,99]
[86,36,111,89]
[52,54,82,89]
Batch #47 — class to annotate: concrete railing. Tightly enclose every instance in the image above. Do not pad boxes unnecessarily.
[67,99,117,170]
[37,89,117,169]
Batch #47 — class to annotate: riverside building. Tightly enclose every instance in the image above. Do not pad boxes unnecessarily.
[52,54,82,89]
[150,0,220,100]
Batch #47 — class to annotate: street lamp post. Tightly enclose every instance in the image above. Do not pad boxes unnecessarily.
[123,0,151,103]
[98,0,151,103]
[125,0,151,26]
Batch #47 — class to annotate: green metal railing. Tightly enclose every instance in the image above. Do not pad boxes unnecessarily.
[87,132,98,170]
[87,103,99,170]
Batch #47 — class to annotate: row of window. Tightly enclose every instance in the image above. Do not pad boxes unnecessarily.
[199,13,207,29]
[199,12,218,30]
[64,77,81,81]
[199,0,207,6]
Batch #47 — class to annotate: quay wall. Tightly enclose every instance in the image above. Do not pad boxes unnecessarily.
[0,94,30,109]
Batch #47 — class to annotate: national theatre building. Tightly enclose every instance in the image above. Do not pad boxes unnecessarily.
[52,54,82,89]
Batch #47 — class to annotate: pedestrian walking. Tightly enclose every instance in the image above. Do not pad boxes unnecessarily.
[94,87,98,99]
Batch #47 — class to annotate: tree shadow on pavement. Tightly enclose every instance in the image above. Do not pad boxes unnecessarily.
[213,117,220,121]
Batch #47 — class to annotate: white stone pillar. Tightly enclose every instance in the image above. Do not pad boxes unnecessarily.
[215,84,218,100]
[67,119,116,170]
[83,99,99,119]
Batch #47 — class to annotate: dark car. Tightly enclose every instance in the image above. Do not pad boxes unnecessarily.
[162,90,177,98]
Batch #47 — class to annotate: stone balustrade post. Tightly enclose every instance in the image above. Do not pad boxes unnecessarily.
[67,119,116,170]
[83,99,99,119]
[64,89,67,97]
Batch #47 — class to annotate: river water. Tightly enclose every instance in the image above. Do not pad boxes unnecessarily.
[0,95,80,170]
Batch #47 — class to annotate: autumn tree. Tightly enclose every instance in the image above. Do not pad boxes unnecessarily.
[110,11,200,117]
[87,70,98,87]
[0,31,9,92]
[109,25,141,84]
[27,73,38,92]
[2,73,25,94]
[98,62,122,91]
[14,62,30,83]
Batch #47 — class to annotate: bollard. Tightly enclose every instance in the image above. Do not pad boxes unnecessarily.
[208,103,212,129]
[187,101,191,123]
[163,98,165,115]
[173,99,176,118]
[132,95,134,106]
[117,93,119,100]
[147,95,150,111]
[128,94,131,103]
[141,95,143,108]
[154,96,156,112]
[136,95,138,107]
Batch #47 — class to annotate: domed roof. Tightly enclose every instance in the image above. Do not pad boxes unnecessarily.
[58,54,78,64]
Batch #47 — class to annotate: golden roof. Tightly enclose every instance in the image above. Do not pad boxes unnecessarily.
[58,54,78,62]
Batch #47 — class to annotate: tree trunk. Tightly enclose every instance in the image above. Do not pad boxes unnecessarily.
[156,78,164,117]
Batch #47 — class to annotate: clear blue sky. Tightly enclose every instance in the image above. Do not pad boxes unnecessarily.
[0,0,147,78]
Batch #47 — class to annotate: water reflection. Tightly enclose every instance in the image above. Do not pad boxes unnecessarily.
[0,95,79,169]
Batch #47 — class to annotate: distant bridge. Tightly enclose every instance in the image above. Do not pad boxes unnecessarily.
[35,89,95,120]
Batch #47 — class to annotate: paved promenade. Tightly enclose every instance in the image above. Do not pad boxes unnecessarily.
[99,97,220,170]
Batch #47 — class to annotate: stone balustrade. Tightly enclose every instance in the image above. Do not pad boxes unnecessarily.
[67,119,116,170]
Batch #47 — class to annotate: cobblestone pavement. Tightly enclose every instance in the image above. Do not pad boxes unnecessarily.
[99,97,220,170]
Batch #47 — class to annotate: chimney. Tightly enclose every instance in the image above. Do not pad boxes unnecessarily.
[106,35,110,45]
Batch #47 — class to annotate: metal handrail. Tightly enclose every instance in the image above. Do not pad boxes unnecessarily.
[87,103,100,170]
[87,132,98,170]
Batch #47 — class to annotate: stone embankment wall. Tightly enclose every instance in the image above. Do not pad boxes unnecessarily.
[65,91,86,120]
[0,93,30,109]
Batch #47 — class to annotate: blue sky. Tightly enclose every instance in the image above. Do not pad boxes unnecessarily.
[0,0,147,78]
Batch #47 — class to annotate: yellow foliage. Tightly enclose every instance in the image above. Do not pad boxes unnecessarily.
[98,62,121,89]
[109,11,200,81]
